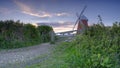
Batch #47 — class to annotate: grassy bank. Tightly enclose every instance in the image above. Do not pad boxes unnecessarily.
[28,22,120,68]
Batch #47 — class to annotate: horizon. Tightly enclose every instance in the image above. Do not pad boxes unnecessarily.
[0,0,120,32]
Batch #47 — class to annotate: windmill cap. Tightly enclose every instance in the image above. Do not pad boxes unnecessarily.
[81,15,88,20]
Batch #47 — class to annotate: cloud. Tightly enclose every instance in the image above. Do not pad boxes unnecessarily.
[14,0,52,18]
[37,21,74,27]
[23,11,52,18]
[53,22,74,32]
[53,22,75,33]
[14,0,70,18]
[36,21,74,32]
[55,12,69,16]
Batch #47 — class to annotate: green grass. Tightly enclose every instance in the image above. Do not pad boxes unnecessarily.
[27,22,120,68]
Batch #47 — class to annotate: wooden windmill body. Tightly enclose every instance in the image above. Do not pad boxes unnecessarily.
[77,15,88,34]
[73,6,88,34]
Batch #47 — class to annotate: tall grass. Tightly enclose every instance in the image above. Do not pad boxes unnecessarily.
[28,22,120,68]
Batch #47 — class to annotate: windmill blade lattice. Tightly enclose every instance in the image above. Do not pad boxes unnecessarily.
[73,6,87,30]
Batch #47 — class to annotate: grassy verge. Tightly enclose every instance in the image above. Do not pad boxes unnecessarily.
[27,35,120,68]
[27,22,120,68]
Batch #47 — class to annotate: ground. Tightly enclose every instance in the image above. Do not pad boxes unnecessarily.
[0,43,53,68]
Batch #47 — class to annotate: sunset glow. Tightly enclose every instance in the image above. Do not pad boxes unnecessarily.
[0,0,120,32]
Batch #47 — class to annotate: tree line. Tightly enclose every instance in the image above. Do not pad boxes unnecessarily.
[0,20,53,49]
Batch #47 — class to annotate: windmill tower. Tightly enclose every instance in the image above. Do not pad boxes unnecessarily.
[73,6,88,34]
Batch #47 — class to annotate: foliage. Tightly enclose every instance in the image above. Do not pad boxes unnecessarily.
[29,22,120,68]
[0,20,53,49]
[37,25,53,42]
[23,24,40,41]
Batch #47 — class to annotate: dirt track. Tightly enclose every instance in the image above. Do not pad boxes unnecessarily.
[0,43,52,68]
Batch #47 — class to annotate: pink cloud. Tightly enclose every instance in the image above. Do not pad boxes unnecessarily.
[55,12,69,16]
[14,0,70,18]
[36,21,74,32]
[14,0,52,18]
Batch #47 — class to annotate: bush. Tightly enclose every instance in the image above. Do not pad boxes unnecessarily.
[0,20,53,49]
[37,25,53,42]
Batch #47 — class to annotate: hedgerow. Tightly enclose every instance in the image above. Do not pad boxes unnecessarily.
[0,20,53,49]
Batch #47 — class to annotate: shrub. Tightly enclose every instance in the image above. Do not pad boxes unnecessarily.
[37,25,53,42]
[0,20,53,49]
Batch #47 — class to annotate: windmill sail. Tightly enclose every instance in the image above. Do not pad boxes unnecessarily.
[73,6,87,30]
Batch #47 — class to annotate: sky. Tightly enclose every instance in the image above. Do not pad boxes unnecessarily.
[0,0,120,32]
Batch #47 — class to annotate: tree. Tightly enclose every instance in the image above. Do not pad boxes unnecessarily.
[23,24,40,41]
[37,25,53,42]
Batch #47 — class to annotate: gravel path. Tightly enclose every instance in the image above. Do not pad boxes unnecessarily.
[0,43,52,68]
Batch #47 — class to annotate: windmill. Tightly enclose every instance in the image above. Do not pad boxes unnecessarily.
[73,6,88,34]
